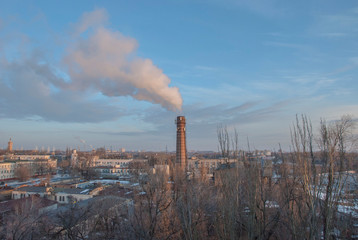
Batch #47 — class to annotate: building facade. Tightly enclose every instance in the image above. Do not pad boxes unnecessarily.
[0,162,15,180]
[92,158,133,177]
[12,186,97,204]
[93,158,132,168]
[0,157,57,180]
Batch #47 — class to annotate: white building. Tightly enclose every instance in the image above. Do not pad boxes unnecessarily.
[187,158,237,173]
[0,158,57,180]
[94,166,132,176]
[94,158,132,168]
[12,186,98,204]
[71,150,78,167]
[92,159,139,177]
[0,162,16,180]
[13,155,51,161]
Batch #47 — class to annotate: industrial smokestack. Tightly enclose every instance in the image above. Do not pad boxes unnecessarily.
[7,138,13,152]
[176,116,187,169]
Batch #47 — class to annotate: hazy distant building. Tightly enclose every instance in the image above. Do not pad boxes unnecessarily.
[176,116,187,169]
[71,150,78,167]
[12,155,51,161]
[7,138,13,152]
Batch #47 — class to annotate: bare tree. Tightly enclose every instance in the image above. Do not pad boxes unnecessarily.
[289,114,356,240]
[231,128,239,160]
[318,115,355,240]
[290,114,322,240]
[217,124,230,161]
[174,169,214,240]
[130,170,176,240]
[2,197,46,240]
[14,165,31,181]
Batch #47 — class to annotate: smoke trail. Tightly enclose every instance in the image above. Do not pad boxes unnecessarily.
[64,9,183,111]
[0,9,182,123]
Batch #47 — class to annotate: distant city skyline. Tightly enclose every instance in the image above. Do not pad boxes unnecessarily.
[0,1,357,151]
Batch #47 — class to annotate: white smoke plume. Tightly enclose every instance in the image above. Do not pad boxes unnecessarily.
[64,9,182,111]
[0,9,182,123]
[74,136,86,144]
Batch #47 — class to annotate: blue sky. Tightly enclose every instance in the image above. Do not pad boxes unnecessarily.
[0,0,357,151]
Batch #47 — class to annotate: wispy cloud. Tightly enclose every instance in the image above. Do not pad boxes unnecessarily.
[0,58,123,122]
[311,9,358,38]
[263,41,309,51]
[133,99,294,150]
[142,100,290,135]
[208,0,287,17]
[85,130,150,137]
[194,65,218,71]
[350,57,358,65]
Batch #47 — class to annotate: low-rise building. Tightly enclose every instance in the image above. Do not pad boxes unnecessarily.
[12,155,51,161]
[94,166,132,177]
[12,185,99,204]
[0,156,57,180]
[188,158,237,173]
[94,158,133,168]
[92,158,134,177]
[0,162,16,180]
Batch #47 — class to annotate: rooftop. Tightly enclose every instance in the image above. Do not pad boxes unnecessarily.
[0,195,57,214]
[14,186,94,195]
